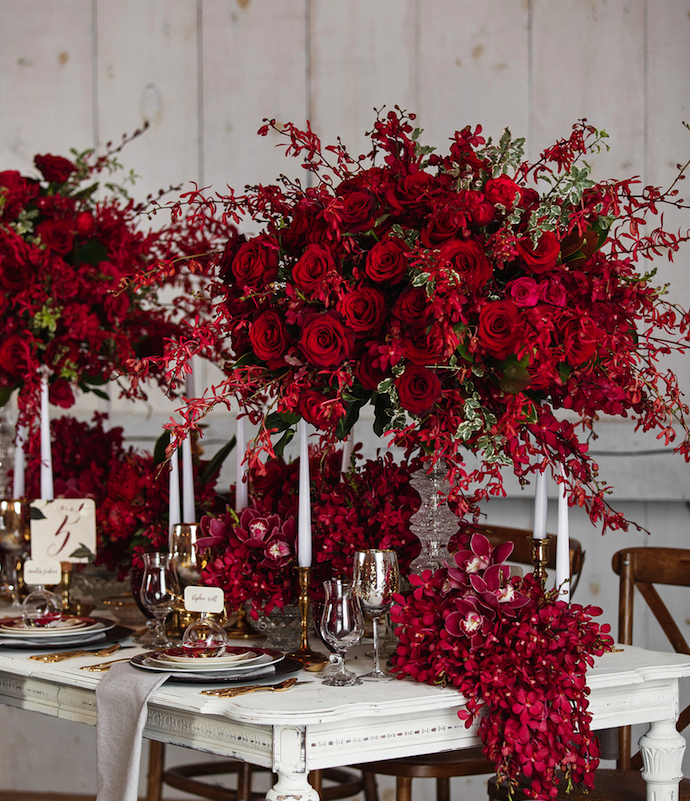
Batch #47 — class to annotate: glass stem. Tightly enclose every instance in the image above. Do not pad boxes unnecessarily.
[372,615,381,674]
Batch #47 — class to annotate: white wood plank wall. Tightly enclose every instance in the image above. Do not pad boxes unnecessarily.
[0,2,689,797]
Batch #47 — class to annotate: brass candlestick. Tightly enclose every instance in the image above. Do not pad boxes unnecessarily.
[529,536,551,590]
[225,605,264,640]
[288,566,326,666]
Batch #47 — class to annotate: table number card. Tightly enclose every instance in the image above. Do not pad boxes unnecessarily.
[30,499,97,564]
[23,559,62,586]
[184,586,225,615]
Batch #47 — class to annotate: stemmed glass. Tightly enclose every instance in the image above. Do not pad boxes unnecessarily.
[353,549,399,680]
[319,579,364,686]
[0,500,29,608]
[139,553,180,650]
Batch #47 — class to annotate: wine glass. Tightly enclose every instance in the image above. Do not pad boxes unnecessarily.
[169,523,202,588]
[319,579,364,686]
[353,549,399,680]
[0,500,29,608]
[139,553,180,650]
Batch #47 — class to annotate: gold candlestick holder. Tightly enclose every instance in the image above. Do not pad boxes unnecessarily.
[529,536,551,590]
[225,606,264,640]
[287,566,326,666]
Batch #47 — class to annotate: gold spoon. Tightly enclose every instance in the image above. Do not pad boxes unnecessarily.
[201,677,303,698]
[31,643,122,663]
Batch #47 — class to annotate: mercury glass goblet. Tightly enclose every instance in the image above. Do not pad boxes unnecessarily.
[353,549,400,680]
[319,579,364,686]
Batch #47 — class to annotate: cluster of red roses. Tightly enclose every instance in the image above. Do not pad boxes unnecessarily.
[23,414,226,578]
[0,146,214,428]
[390,532,613,799]
[142,109,690,532]
[199,449,423,616]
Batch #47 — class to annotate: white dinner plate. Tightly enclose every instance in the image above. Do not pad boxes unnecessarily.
[131,648,285,674]
[0,616,112,637]
[159,647,261,667]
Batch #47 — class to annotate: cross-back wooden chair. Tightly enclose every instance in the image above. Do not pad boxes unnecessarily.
[351,525,585,801]
[488,545,690,801]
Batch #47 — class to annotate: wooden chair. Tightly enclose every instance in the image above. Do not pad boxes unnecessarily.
[145,740,370,801]
[350,526,585,801]
[488,546,690,800]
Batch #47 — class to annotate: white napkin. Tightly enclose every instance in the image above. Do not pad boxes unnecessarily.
[95,661,168,801]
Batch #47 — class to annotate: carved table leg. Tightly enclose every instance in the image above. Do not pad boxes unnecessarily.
[266,771,319,801]
[638,718,687,801]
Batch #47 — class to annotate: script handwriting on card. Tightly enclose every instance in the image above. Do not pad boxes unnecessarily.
[30,499,97,565]
[184,585,225,614]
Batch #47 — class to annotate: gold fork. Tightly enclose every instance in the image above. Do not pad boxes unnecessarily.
[30,643,122,663]
[79,657,133,672]
[201,678,302,698]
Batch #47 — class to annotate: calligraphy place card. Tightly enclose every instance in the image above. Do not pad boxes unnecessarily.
[184,586,225,615]
[30,499,97,564]
[23,559,62,587]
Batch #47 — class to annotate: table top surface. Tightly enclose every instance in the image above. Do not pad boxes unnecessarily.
[1,638,689,727]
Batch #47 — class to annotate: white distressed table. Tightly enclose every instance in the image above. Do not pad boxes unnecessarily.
[0,643,688,801]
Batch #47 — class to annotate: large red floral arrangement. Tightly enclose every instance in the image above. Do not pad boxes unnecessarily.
[23,414,227,577]
[137,110,690,532]
[199,449,422,616]
[0,135,219,427]
[390,532,614,799]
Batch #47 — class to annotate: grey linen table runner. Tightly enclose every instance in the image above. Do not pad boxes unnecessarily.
[95,661,168,801]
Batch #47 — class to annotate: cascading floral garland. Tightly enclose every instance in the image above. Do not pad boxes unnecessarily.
[132,110,690,533]
[0,131,221,429]
[390,532,614,799]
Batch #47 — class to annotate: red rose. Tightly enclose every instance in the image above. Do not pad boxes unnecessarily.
[516,231,560,273]
[395,366,442,415]
[283,199,327,251]
[477,300,520,360]
[36,219,74,254]
[355,350,391,391]
[403,323,458,366]
[34,154,76,184]
[49,378,75,408]
[231,236,279,289]
[561,317,598,366]
[484,176,522,210]
[438,239,492,291]
[0,333,30,376]
[249,311,290,369]
[250,457,289,497]
[75,212,94,239]
[218,229,245,283]
[365,239,409,284]
[291,244,337,293]
[392,287,431,327]
[298,390,345,429]
[338,286,386,335]
[299,312,354,369]
[508,277,540,307]
[0,171,39,221]
[462,191,495,226]
[0,290,7,316]
[336,189,376,232]
[386,172,437,216]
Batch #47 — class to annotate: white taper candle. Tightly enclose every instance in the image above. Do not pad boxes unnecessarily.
[235,415,248,513]
[13,425,25,498]
[181,435,195,523]
[298,419,312,568]
[169,446,181,536]
[556,465,570,602]
[533,465,547,539]
[40,376,53,500]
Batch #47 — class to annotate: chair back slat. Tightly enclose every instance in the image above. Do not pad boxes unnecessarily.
[610,546,690,770]
[636,582,690,655]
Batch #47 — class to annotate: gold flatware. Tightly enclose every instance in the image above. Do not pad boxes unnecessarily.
[79,657,132,672]
[201,677,304,698]
[30,643,122,663]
